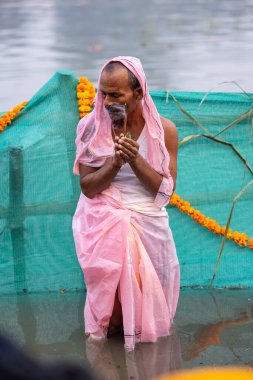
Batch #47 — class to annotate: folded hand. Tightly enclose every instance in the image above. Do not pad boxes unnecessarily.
[115,133,140,163]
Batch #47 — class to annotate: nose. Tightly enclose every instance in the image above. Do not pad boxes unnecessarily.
[103,94,110,106]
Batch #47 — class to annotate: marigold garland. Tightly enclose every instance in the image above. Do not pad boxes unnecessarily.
[0,101,28,133]
[1,77,252,251]
[169,193,253,249]
[76,77,96,118]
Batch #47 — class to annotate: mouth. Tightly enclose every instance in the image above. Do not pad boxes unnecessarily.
[105,103,126,121]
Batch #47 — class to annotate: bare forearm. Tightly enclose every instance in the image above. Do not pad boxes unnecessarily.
[80,159,121,198]
[130,154,163,196]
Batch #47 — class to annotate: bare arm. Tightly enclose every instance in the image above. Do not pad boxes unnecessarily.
[79,156,123,199]
[160,116,178,190]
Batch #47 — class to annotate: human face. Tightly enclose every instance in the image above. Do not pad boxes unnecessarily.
[100,67,141,115]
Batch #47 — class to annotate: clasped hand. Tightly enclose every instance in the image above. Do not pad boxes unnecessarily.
[114,133,139,165]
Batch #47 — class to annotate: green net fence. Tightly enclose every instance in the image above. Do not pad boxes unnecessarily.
[0,70,253,294]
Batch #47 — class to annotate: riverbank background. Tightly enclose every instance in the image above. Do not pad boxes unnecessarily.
[1,1,253,379]
[1,0,253,110]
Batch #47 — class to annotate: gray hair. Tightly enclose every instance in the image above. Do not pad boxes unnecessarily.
[104,61,140,90]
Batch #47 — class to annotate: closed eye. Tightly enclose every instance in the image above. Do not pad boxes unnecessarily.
[101,91,121,99]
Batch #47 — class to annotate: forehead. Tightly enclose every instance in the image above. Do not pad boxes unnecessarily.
[100,66,131,91]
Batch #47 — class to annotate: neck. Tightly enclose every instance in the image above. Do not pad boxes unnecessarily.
[126,103,144,131]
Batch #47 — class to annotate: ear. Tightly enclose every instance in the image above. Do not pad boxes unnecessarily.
[134,86,143,100]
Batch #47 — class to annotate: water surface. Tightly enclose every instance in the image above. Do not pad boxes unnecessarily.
[1,0,253,110]
[1,289,253,379]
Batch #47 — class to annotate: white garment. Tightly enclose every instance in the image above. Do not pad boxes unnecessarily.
[112,126,168,217]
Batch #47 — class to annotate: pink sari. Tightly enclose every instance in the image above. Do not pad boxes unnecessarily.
[72,56,180,350]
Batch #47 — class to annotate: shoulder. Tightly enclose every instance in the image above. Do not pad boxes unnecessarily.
[159,115,178,148]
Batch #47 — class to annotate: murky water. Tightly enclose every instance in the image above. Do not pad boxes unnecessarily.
[1,289,253,379]
[1,0,253,110]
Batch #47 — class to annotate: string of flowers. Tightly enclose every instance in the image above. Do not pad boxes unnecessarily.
[0,101,28,133]
[1,77,251,250]
[76,77,96,118]
[169,193,253,249]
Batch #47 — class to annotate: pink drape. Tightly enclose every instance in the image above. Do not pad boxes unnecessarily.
[72,57,180,350]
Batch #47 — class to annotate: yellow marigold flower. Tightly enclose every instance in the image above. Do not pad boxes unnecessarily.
[81,91,93,99]
[78,99,91,106]
[77,91,84,99]
[79,105,91,112]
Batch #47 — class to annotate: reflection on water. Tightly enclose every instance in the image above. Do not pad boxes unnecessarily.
[1,289,253,379]
[0,0,253,110]
[86,329,182,380]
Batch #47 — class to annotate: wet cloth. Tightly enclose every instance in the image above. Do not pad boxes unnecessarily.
[72,56,180,350]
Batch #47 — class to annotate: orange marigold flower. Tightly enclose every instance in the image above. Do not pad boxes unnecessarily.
[78,99,91,106]
[249,238,253,249]
[220,226,226,235]
[240,233,248,240]
[187,207,195,215]
[197,214,206,225]
[231,231,240,243]
[238,239,247,247]
[169,194,180,206]
[191,210,201,221]
[212,224,221,234]
[76,84,86,91]
[79,77,90,84]
[179,201,191,213]
[0,100,28,133]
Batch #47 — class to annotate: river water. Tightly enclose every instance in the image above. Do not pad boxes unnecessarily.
[0,0,253,110]
[1,2,253,378]
[1,289,253,379]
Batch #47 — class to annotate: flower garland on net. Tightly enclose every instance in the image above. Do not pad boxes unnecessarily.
[76,77,96,118]
[169,193,253,249]
[1,77,252,250]
[0,101,28,133]
[76,78,253,250]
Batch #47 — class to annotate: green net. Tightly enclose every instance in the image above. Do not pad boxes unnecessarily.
[0,70,253,294]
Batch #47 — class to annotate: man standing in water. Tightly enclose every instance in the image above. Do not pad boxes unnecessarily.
[72,56,180,350]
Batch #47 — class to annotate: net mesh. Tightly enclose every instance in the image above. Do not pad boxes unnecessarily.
[0,70,253,294]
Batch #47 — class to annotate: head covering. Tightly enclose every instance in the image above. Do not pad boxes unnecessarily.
[73,56,170,179]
